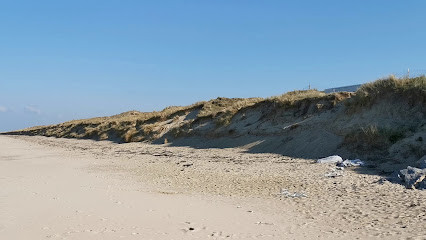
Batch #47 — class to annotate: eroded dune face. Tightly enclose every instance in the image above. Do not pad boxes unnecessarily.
[5,76,426,172]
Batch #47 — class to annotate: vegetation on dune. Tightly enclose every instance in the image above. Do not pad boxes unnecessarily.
[4,76,425,175]
[195,90,346,126]
[196,97,264,126]
[344,124,406,153]
[341,76,426,163]
[269,89,327,106]
[346,75,426,112]
[266,89,353,113]
[7,89,348,141]
[5,76,425,163]
[197,97,263,118]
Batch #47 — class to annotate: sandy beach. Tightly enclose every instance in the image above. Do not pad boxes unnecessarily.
[1,135,425,239]
[2,1,425,239]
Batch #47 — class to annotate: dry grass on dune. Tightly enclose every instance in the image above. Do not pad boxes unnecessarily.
[55,97,262,127]
[7,89,348,143]
[15,90,335,132]
[197,97,264,126]
[346,75,426,111]
[197,97,263,118]
[269,89,327,105]
[7,76,425,148]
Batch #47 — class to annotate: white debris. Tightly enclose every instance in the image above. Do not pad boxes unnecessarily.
[317,155,343,164]
[339,159,365,167]
[325,167,344,178]
[277,189,307,198]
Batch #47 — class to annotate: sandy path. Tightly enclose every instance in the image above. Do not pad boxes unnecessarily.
[1,135,425,239]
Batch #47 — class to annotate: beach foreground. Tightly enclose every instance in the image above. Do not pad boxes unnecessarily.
[0,135,425,239]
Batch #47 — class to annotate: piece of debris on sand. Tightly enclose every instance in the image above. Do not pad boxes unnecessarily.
[277,189,307,198]
[398,166,426,190]
[317,155,343,164]
[339,159,365,167]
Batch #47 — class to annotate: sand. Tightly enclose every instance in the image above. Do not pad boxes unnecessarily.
[1,135,425,239]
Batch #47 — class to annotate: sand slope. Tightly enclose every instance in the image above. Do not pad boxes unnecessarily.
[1,135,426,239]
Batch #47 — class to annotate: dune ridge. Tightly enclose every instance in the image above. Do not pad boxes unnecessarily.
[4,76,426,173]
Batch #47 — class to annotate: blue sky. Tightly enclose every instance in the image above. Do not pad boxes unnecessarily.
[1,1,425,132]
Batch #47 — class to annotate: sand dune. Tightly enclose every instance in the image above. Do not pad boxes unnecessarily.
[1,135,425,239]
[6,77,425,174]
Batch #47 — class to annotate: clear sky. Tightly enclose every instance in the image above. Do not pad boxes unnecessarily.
[1,1,425,132]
